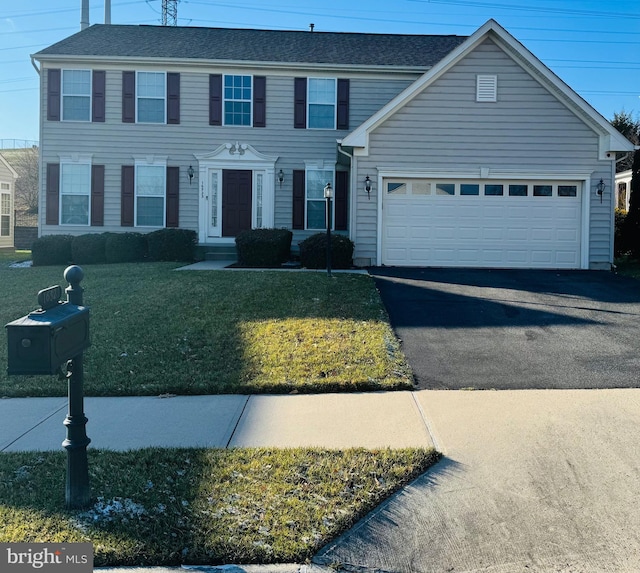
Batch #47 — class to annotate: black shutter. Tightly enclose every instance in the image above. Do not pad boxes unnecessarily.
[253,75,266,127]
[47,69,61,122]
[166,166,180,227]
[209,74,222,126]
[292,170,305,229]
[335,170,348,231]
[337,79,350,130]
[122,71,135,123]
[294,77,307,129]
[91,165,105,226]
[167,72,180,124]
[92,70,106,122]
[121,165,135,226]
[46,163,60,224]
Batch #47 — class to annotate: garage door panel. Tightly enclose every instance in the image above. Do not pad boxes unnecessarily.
[382,178,582,269]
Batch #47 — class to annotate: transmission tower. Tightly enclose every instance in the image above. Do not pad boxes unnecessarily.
[162,0,178,26]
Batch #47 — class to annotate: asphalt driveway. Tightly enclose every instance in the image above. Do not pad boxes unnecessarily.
[370,267,640,389]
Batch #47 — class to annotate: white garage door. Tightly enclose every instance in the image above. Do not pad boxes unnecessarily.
[382,178,582,268]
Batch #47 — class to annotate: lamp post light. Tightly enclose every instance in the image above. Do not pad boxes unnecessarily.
[324,182,333,278]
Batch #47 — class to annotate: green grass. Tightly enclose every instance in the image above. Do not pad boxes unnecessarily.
[0,260,412,397]
[0,447,438,566]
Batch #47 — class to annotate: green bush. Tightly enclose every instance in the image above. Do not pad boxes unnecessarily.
[146,228,197,262]
[71,233,108,264]
[105,232,147,263]
[615,208,629,258]
[299,233,354,269]
[235,228,293,267]
[31,235,74,266]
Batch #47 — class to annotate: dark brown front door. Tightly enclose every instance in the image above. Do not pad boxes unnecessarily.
[222,170,252,237]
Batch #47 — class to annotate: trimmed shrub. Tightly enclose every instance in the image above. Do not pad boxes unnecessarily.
[105,232,148,263]
[615,208,629,258]
[299,233,354,269]
[235,228,293,267]
[71,233,108,264]
[31,235,74,266]
[146,228,197,262]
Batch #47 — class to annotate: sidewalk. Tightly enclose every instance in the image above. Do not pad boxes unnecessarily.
[0,391,434,452]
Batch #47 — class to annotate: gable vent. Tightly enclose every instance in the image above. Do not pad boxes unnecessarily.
[476,75,497,102]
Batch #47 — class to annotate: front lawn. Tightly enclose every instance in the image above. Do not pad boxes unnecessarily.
[0,447,438,566]
[0,261,412,396]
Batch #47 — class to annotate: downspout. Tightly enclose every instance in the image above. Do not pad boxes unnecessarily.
[30,55,43,238]
[337,140,355,244]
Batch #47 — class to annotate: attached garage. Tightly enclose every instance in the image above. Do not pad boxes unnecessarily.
[381,178,584,269]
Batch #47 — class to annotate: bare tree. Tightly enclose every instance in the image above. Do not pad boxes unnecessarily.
[10,147,39,214]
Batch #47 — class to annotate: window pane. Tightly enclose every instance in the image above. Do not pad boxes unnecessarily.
[307,200,326,229]
[63,95,90,121]
[136,165,165,196]
[224,101,251,126]
[309,78,335,104]
[137,197,164,226]
[412,181,430,195]
[558,185,577,197]
[533,185,552,197]
[306,169,332,199]
[138,98,165,123]
[460,184,479,196]
[0,183,10,190]
[138,72,165,97]
[308,104,335,129]
[61,164,90,194]
[0,215,8,237]
[387,182,406,195]
[1,193,10,215]
[224,75,252,126]
[61,195,89,225]
[509,184,528,196]
[436,183,454,196]
[484,184,503,196]
[62,70,90,95]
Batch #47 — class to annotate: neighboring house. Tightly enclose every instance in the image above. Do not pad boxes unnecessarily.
[615,170,632,211]
[0,153,17,249]
[32,19,634,269]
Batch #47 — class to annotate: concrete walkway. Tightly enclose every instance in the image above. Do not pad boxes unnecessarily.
[4,389,640,572]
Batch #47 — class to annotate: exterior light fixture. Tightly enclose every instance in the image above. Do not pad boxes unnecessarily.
[278,169,284,187]
[324,183,333,277]
[187,165,195,185]
[596,178,605,203]
[365,175,372,199]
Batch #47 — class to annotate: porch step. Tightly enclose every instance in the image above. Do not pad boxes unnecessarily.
[203,245,237,261]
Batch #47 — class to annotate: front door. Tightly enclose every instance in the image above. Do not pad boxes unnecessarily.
[222,170,252,237]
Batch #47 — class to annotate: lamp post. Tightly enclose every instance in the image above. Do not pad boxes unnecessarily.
[324,182,333,277]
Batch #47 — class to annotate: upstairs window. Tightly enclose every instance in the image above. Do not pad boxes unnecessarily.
[224,75,252,126]
[308,78,336,129]
[137,72,166,123]
[62,69,91,121]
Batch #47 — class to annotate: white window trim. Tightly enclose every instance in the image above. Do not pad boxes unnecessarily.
[307,77,337,130]
[476,74,497,102]
[223,74,253,127]
[304,160,335,230]
[61,69,92,122]
[136,71,166,124]
[0,191,11,237]
[58,154,92,226]
[134,156,167,228]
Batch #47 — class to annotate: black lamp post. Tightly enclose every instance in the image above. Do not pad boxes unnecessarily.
[324,182,333,278]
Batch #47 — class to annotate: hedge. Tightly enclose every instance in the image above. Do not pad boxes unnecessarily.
[235,228,293,267]
[31,235,74,266]
[299,233,354,269]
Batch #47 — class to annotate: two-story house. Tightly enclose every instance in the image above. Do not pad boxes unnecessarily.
[0,153,17,250]
[32,19,633,269]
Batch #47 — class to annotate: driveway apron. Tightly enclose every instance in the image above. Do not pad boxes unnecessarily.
[369,268,640,390]
[315,389,640,573]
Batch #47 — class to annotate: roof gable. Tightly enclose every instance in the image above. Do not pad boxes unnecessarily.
[34,25,466,70]
[342,19,635,156]
[0,154,19,180]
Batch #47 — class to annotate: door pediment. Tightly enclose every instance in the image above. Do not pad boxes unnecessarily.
[195,142,278,164]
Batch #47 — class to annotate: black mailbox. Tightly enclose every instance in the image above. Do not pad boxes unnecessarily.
[6,301,90,375]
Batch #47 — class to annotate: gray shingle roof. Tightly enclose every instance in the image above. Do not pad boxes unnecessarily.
[34,25,467,68]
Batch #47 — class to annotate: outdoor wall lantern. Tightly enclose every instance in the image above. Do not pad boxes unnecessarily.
[596,178,606,203]
[278,169,284,187]
[365,175,372,199]
[187,165,195,185]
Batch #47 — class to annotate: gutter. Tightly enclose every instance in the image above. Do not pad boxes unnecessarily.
[30,55,40,75]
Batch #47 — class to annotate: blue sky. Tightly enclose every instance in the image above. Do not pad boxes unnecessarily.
[1,0,639,145]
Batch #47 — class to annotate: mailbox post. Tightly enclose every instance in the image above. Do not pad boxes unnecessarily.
[5,265,91,509]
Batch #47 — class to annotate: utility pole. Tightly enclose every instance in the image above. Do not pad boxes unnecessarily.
[162,0,178,26]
